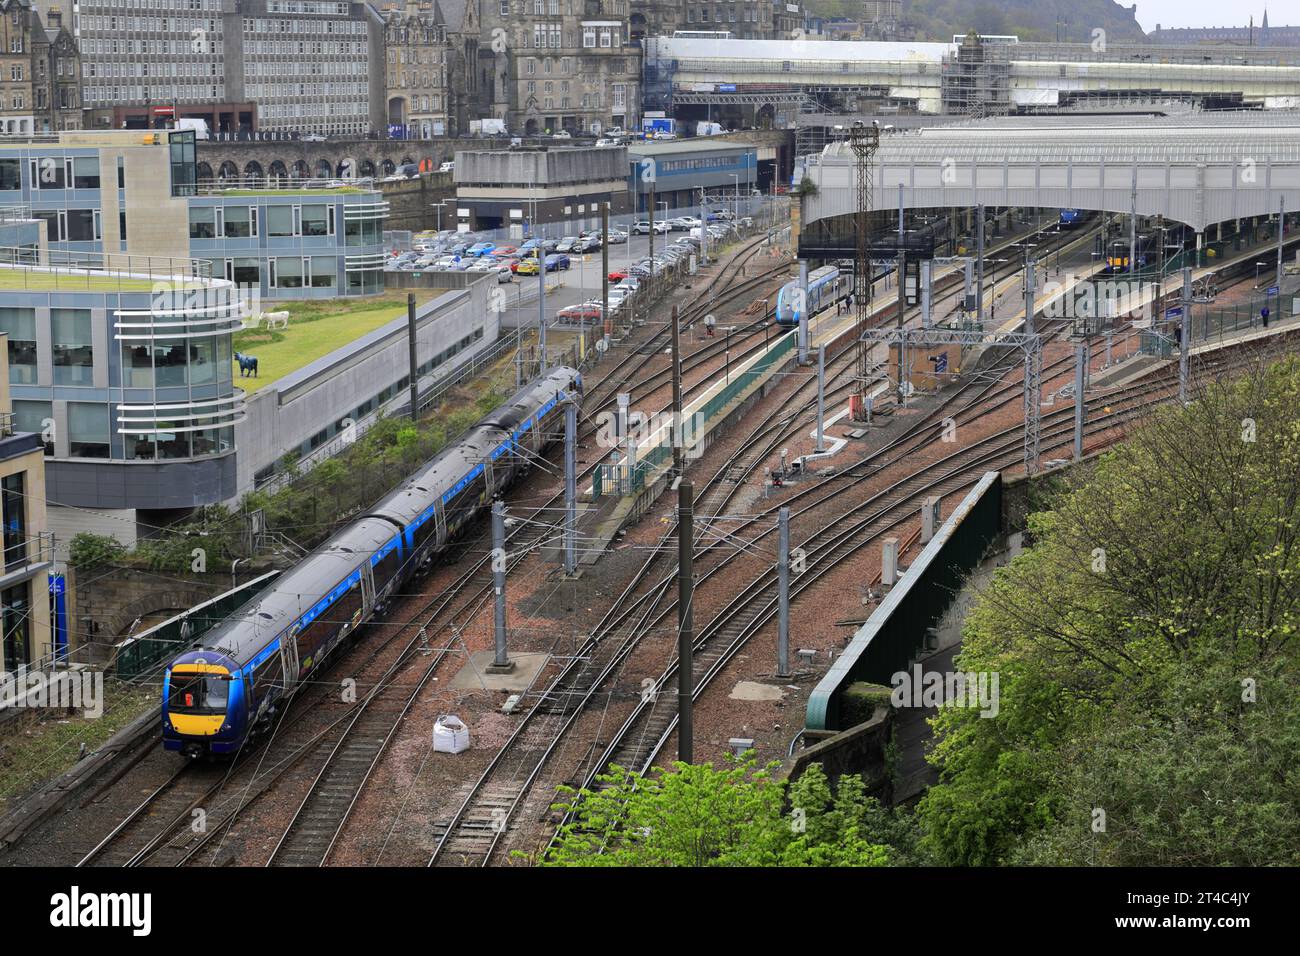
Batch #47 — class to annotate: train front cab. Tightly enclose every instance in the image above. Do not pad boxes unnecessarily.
[162,654,248,757]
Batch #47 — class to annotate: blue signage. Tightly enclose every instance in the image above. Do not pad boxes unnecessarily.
[718,84,737,92]
[1165,306,1183,319]
[387,124,406,140]
[1267,285,1279,296]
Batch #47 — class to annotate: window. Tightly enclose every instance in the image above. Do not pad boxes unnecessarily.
[152,339,189,387]
[2,474,25,570]
[301,205,331,237]
[12,401,50,455]
[68,402,110,458]
[71,156,100,189]
[231,257,260,288]
[121,343,152,388]
[51,309,93,386]
[0,159,19,191]
[31,158,65,189]
[222,205,255,238]
[310,256,336,288]
[266,204,294,237]
[189,206,217,239]
[274,256,303,288]
[167,672,229,714]
[0,308,36,384]
[2,583,30,672]
[66,209,98,242]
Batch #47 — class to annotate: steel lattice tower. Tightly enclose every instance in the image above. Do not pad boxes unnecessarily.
[849,121,880,421]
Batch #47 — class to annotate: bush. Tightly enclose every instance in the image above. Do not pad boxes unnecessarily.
[68,532,126,570]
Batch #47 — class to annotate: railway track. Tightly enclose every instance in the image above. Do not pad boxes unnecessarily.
[421,222,1110,866]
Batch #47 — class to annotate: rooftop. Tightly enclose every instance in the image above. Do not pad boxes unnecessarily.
[231,292,439,394]
[0,250,217,293]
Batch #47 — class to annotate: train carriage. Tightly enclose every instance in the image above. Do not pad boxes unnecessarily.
[162,367,582,758]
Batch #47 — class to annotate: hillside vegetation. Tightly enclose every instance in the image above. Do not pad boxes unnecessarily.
[805,0,1148,44]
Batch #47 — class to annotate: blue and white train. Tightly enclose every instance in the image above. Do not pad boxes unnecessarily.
[774,266,849,327]
[1059,208,1084,227]
[161,367,582,758]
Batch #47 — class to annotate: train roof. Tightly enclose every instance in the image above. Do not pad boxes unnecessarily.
[190,517,400,668]
[367,425,500,527]
[477,366,580,432]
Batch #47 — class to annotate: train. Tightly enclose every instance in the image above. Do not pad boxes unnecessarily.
[1059,208,1084,227]
[161,367,583,758]
[774,265,850,327]
[1105,232,1158,273]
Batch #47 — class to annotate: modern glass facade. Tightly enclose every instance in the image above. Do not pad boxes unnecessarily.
[0,131,388,300]
[187,190,388,299]
[0,263,247,511]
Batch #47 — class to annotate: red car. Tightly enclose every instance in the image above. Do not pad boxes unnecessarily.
[608,270,628,281]
[557,301,603,321]
[493,245,518,257]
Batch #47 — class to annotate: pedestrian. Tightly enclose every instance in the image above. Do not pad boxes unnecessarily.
[1262,306,1270,328]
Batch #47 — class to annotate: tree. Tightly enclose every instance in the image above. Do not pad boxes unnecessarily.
[918,355,1300,865]
[68,532,126,569]
[542,757,903,867]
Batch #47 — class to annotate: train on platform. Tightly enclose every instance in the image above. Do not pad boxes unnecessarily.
[1105,232,1159,273]
[774,265,850,327]
[1059,208,1084,227]
[161,367,583,758]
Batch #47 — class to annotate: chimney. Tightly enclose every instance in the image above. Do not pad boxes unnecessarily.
[47,7,62,29]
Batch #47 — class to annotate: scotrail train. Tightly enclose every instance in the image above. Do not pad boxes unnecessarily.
[774,266,851,327]
[161,367,582,758]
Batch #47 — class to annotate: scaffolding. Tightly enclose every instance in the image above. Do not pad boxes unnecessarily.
[941,32,1012,118]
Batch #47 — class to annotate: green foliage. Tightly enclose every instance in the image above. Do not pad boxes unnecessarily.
[542,757,917,867]
[104,386,511,574]
[918,357,1300,865]
[68,532,126,570]
[794,176,818,198]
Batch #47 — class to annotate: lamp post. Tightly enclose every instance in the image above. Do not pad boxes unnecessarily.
[430,200,448,234]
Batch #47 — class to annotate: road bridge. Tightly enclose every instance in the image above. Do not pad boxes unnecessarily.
[802,113,1300,236]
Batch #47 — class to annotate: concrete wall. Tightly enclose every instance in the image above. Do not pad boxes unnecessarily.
[455,146,629,188]
[378,172,455,232]
[233,275,500,495]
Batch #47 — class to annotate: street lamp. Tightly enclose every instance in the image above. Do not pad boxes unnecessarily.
[430,200,448,233]
[1254,261,1269,289]
[729,173,739,221]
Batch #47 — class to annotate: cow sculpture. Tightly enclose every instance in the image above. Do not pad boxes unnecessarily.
[235,352,259,377]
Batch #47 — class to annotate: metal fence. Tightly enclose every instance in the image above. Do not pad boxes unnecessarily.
[112,571,282,680]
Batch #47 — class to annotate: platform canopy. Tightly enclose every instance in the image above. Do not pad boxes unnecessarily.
[802,112,1300,233]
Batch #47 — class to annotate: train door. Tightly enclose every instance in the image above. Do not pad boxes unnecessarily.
[280,629,300,691]
[433,498,447,548]
[360,562,376,617]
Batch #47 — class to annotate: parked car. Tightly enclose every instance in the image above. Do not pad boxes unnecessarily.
[439,161,454,173]
[557,301,602,321]
[669,217,695,232]
[492,245,518,257]
[519,238,541,252]
[605,229,629,244]
[540,237,561,253]
[552,130,572,139]
[616,276,641,292]
[556,236,579,253]
[496,265,514,283]
[544,253,571,271]
[466,242,496,257]
[516,258,541,275]
[608,269,629,281]
[301,132,326,142]
[631,221,653,235]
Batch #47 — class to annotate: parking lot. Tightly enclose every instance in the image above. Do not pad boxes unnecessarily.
[388,215,755,336]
